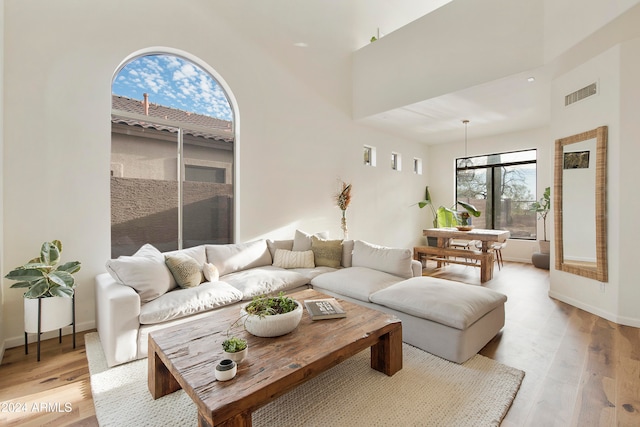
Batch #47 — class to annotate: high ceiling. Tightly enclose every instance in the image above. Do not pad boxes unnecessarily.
[209,1,557,145]
[352,1,551,145]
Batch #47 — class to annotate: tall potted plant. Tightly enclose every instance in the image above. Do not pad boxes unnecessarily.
[531,187,551,254]
[4,240,81,335]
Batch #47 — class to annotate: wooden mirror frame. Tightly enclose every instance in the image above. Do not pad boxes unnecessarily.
[554,126,608,282]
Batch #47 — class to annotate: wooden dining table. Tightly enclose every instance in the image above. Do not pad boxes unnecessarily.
[415,228,510,283]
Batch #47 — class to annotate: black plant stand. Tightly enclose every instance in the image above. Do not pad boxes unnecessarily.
[24,295,76,362]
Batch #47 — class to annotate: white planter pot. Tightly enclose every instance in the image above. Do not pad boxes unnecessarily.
[24,297,73,334]
[241,301,303,337]
[224,347,248,363]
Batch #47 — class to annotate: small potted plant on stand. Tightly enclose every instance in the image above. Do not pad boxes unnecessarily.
[4,240,81,361]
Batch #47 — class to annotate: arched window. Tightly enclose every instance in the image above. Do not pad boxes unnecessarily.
[111,53,235,257]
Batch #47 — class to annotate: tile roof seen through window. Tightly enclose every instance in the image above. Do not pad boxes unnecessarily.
[112,94,233,142]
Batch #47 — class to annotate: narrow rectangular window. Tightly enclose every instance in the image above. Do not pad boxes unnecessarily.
[364,145,377,166]
[391,152,401,171]
[413,158,423,175]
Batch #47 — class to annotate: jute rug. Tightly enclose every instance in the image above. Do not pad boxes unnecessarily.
[85,332,524,426]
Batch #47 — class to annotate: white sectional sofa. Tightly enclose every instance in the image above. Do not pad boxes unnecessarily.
[96,231,506,367]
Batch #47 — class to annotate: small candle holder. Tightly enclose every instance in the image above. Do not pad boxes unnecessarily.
[215,359,237,381]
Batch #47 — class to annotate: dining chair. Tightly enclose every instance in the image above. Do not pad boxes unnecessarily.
[474,241,507,270]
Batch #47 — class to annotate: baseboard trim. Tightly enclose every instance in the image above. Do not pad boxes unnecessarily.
[548,291,640,327]
[3,320,96,350]
[503,256,532,264]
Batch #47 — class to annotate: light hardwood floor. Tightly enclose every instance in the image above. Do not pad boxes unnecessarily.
[1,261,639,426]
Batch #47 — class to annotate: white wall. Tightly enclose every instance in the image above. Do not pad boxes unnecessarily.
[0,0,6,361]
[618,37,640,325]
[0,0,429,347]
[353,0,544,118]
[426,126,553,263]
[543,0,640,62]
[549,42,625,324]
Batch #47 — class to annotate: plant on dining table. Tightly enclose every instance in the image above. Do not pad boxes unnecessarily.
[418,186,481,227]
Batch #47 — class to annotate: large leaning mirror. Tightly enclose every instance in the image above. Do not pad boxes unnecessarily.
[554,126,607,282]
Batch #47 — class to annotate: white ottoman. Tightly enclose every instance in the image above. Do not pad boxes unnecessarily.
[369,276,507,363]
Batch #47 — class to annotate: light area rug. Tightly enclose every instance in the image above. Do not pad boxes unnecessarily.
[85,332,524,426]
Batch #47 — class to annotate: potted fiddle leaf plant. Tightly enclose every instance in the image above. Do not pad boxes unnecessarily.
[531,187,551,254]
[4,240,81,335]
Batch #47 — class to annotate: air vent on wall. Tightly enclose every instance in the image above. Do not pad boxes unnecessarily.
[565,82,597,106]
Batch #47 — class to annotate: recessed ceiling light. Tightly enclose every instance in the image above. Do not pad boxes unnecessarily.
[527,77,535,82]
[293,42,308,48]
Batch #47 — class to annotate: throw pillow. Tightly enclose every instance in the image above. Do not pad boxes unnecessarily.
[203,263,220,282]
[267,239,294,260]
[163,245,207,265]
[165,253,203,289]
[292,230,329,251]
[205,240,272,276]
[351,240,413,279]
[105,244,175,303]
[311,236,343,268]
[272,249,315,269]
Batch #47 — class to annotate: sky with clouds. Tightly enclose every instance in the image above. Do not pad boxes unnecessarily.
[112,55,232,121]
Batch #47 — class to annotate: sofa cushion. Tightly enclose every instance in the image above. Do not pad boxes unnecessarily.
[139,282,243,325]
[105,244,175,303]
[369,277,508,330]
[341,239,354,267]
[164,245,207,266]
[272,249,315,269]
[290,266,338,282]
[292,230,329,251]
[203,263,220,282]
[221,266,309,300]
[267,239,294,259]
[310,266,403,302]
[352,240,413,279]
[206,240,272,276]
[311,236,343,268]
[165,253,204,289]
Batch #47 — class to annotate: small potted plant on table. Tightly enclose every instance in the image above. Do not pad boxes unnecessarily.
[222,336,248,363]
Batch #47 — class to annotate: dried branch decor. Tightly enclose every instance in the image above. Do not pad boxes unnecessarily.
[336,181,352,238]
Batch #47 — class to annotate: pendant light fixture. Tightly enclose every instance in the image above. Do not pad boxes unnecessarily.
[458,119,475,183]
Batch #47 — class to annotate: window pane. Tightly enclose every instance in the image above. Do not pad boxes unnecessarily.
[183,133,234,247]
[496,164,537,239]
[457,168,490,229]
[111,124,179,257]
[111,54,235,256]
[456,153,537,239]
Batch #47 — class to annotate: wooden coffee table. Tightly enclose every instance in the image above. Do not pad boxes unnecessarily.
[148,288,402,427]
